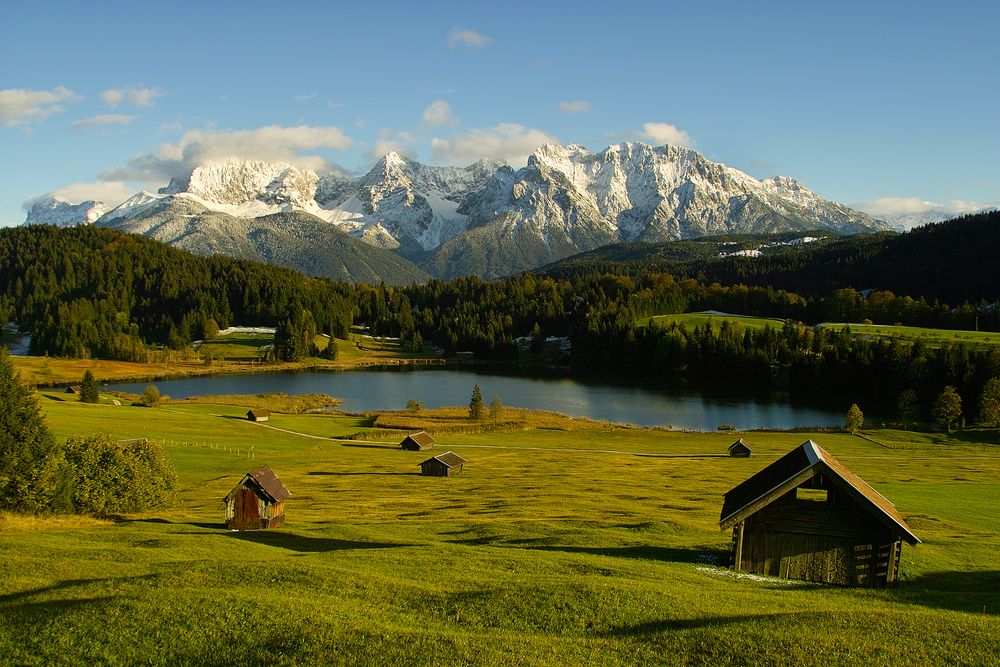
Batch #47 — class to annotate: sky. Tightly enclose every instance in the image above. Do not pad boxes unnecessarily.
[1,0,998,226]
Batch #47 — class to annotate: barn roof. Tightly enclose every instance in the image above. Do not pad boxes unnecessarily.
[247,409,270,418]
[728,438,751,452]
[421,451,466,468]
[719,440,919,544]
[404,431,436,447]
[229,465,291,503]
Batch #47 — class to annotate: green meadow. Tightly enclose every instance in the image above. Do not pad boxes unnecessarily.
[2,394,999,665]
[819,322,1000,349]
[641,312,786,331]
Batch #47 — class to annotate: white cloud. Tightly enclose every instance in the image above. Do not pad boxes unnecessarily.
[369,129,418,162]
[101,86,163,108]
[24,180,137,209]
[422,100,459,127]
[99,124,354,182]
[558,100,592,113]
[853,196,990,218]
[447,27,493,48]
[431,123,558,166]
[641,121,695,148]
[0,86,81,126]
[70,114,138,132]
[293,92,318,102]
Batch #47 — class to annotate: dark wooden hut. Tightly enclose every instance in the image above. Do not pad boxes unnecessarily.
[65,385,80,395]
[728,438,752,457]
[419,451,466,477]
[400,431,435,451]
[246,409,270,422]
[223,465,291,530]
[719,439,919,587]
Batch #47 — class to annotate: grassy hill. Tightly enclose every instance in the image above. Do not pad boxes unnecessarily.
[1,396,998,664]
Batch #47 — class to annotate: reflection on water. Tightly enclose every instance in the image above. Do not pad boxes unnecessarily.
[110,367,844,431]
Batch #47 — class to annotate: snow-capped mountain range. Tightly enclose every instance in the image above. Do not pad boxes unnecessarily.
[24,142,892,279]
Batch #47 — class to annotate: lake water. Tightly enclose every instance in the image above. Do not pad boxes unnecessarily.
[109,367,845,432]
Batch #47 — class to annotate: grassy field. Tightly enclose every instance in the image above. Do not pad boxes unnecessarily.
[1,395,998,664]
[641,312,786,331]
[820,322,1000,349]
[11,333,442,388]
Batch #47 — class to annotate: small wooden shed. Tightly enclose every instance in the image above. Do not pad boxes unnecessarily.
[223,465,291,530]
[246,409,270,422]
[728,438,752,457]
[400,431,435,451]
[65,385,80,395]
[719,440,919,587]
[419,451,466,477]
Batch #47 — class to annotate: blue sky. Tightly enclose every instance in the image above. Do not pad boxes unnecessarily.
[2,0,998,225]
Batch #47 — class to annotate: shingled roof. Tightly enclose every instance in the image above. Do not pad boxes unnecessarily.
[719,440,919,544]
[422,451,466,468]
[242,465,291,502]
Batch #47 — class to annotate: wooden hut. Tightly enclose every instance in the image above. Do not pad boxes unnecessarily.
[719,439,919,587]
[246,409,270,422]
[728,438,752,457]
[400,431,435,451]
[223,465,290,530]
[65,385,80,395]
[419,451,466,477]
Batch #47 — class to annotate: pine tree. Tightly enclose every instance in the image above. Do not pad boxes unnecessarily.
[0,347,63,512]
[898,389,919,429]
[79,370,100,404]
[469,383,484,420]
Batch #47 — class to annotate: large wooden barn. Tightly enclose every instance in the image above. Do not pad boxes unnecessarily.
[419,451,466,477]
[223,465,291,530]
[400,431,435,451]
[719,440,919,587]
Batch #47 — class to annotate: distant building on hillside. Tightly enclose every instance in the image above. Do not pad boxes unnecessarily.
[400,431,435,451]
[223,465,290,530]
[728,439,752,457]
[246,409,270,422]
[719,440,919,587]
[65,385,80,395]
[419,451,466,477]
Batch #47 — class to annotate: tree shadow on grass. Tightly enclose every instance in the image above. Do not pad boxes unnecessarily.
[307,471,420,476]
[602,612,802,637]
[513,544,729,564]
[227,530,415,553]
[894,570,1000,615]
[0,575,157,607]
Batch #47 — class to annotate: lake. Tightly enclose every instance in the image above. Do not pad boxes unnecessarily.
[109,367,846,431]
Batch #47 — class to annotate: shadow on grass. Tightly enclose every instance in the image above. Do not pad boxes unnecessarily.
[602,612,800,636]
[228,531,414,553]
[895,570,1000,615]
[513,544,729,564]
[0,575,157,607]
[307,471,420,476]
[339,442,398,450]
[943,430,1000,447]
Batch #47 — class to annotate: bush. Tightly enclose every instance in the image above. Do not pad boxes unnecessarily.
[62,435,175,515]
[140,384,161,407]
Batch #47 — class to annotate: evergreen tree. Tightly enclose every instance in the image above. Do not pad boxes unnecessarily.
[79,370,100,404]
[0,347,63,512]
[932,385,963,432]
[845,403,864,434]
[468,383,484,420]
[978,377,1000,427]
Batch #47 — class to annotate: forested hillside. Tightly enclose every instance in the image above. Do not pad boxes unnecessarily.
[543,211,1000,305]
[0,226,355,359]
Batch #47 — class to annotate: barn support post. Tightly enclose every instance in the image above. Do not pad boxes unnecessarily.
[733,522,745,571]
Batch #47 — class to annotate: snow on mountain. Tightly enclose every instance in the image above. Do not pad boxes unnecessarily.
[452,142,886,263]
[23,197,108,227]
[100,190,164,222]
[316,151,502,254]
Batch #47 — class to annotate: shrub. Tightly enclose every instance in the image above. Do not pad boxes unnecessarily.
[140,384,161,407]
[62,435,175,515]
